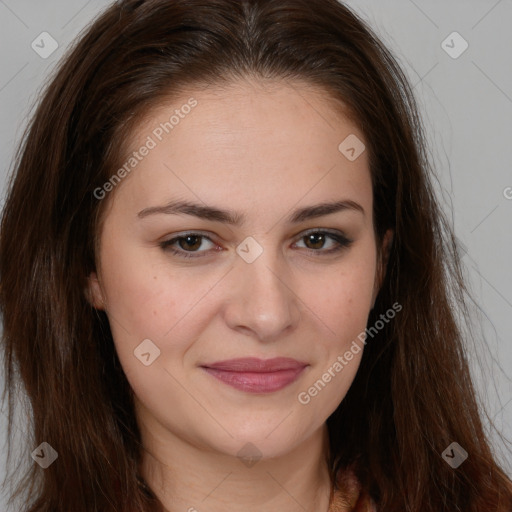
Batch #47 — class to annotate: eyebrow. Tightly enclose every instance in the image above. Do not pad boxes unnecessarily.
[137,199,364,224]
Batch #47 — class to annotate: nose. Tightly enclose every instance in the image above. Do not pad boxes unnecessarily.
[221,249,301,343]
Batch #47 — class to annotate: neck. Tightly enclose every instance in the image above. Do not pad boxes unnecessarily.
[138,408,333,512]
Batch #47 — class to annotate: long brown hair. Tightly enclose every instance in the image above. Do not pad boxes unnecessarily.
[1,0,511,510]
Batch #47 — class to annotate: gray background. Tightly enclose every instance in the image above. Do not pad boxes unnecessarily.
[1,0,511,509]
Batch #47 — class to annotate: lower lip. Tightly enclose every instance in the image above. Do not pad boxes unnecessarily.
[201,367,306,393]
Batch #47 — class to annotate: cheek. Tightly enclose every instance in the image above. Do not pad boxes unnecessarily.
[308,250,377,342]
[295,262,374,418]
[97,240,209,363]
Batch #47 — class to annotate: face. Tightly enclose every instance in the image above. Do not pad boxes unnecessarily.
[88,78,390,460]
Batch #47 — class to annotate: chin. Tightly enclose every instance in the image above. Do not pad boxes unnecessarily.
[206,421,316,462]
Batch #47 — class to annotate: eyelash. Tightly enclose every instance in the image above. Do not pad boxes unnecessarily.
[159,229,353,259]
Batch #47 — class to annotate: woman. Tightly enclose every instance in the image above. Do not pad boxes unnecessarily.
[1,0,511,510]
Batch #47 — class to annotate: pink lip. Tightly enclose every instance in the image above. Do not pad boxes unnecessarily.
[200,357,308,393]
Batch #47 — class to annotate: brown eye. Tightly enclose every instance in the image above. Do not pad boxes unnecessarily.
[304,233,327,250]
[294,230,353,255]
[159,232,217,259]
[177,235,203,251]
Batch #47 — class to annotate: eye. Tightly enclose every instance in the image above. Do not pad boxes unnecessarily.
[293,230,353,255]
[159,229,353,260]
[159,232,219,259]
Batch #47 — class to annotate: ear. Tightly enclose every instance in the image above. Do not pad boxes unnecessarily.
[371,229,394,309]
[85,271,106,310]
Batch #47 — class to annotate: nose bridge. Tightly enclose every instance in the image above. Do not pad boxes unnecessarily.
[223,242,301,340]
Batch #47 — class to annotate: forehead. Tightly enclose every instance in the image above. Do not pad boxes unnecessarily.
[109,78,372,222]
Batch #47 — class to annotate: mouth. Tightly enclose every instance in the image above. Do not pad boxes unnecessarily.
[200,357,308,393]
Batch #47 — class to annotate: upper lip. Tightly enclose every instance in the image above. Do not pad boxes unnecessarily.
[201,357,308,372]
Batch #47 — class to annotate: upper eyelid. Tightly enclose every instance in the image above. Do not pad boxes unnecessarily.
[162,228,350,252]
[164,227,347,243]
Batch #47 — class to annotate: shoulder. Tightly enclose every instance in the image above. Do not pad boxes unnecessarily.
[329,467,377,512]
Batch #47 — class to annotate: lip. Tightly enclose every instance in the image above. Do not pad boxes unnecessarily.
[200,357,308,393]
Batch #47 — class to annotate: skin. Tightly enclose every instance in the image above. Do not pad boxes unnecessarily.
[88,78,392,512]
